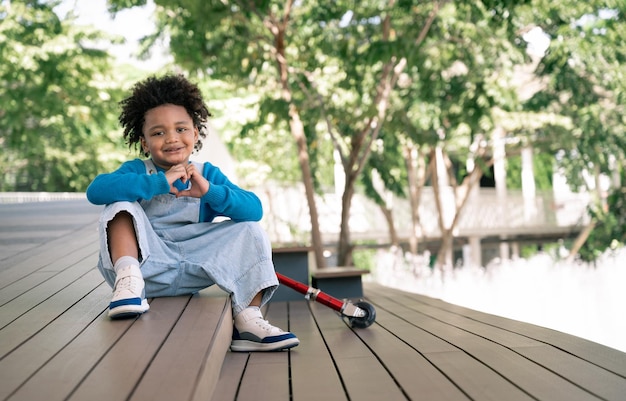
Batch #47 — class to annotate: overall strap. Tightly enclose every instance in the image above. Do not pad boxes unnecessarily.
[143,159,157,175]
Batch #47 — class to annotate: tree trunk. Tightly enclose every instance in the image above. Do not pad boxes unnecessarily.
[405,143,428,255]
[334,59,408,266]
[319,6,440,268]
[437,230,455,268]
[566,165,603,262]
[288,108,326,268]
[430,147,452,269]
[337,175,356,267]
[566,220,596,262]
[430,146,488,271]
[273,19,326,269]
[379,204,399,247]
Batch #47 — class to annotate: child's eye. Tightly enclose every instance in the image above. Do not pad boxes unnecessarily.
[177,127,188,133]
[152,131,164,136]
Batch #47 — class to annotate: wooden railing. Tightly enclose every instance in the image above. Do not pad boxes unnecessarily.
[254,185,591,244]
[0,192,87,203]
[0,187,590,243]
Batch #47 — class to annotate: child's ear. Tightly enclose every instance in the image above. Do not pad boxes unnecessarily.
[140,136,149,155]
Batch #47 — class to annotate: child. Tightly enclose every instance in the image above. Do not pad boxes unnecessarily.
[86,74,299,352]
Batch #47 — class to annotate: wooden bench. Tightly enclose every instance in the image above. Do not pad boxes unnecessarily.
[271,245,370,300]
[311,266,370,299]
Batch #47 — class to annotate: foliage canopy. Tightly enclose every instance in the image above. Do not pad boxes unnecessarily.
[0,0,126,192]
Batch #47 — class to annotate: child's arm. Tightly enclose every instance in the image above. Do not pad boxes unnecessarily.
[199,162,263,222]
[86,159,170,205]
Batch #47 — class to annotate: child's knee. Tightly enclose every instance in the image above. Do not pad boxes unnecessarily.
[241,221,269,239]
[111,210,133,223]
[106,211,140,262]
[107,211,135,235]
[241,222,272,256]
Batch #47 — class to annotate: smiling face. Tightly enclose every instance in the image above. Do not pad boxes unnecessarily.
[140,104,199,169]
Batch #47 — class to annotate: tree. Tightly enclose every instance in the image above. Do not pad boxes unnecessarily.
[358,1,625,266]
[519,0,626,259]
[357,1,532,268]
[108,0,625,267]
[107,0,433,267]
[0,0,124,192]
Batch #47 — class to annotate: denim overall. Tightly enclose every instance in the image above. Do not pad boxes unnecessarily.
[96,160,278,315]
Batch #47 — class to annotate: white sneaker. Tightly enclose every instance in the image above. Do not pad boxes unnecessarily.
[230,307,300,352]
[108,265,149,319]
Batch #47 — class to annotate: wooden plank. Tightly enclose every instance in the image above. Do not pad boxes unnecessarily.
[236,351,290,399]
[514,345,626,401]
[365,284,610,400]
[311,266,369,278]
[356,290,532,400]
[309,301,407,401]
[424,351,535,401]
[4,200,626,401]
[213,300,349,401]
[373,284,626,380]
[0,267,103,357]
[288,301,347,401]
[189,292,233,401]
[456,341,597,401]
[204,306,275,401]
[0,271,61,306]
[236,355,289,399]
[235,302,291,399]
[389,291,626,399]
[272,246,311,254]
[7,289,233,401]
[0,215,99,282]
[459,307,626,378]
[368,288,542,348]
[311,267,369,299]
[0,242,98,307]
[352,307,471,400]
[211,352,249,401]
[130,290,232,401]
[0,205,98,276]
[66,296,191,401]
[0,200,100,270]
[7,308,137,401]
[365,284,540,350]
[0,281,110,400]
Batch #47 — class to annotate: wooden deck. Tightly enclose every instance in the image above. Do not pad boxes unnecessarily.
[1,199,626,401]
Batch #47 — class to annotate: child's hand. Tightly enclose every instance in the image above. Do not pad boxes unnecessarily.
[165,163,209,198]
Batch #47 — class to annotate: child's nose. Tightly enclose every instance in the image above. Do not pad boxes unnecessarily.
[164,131,178,142]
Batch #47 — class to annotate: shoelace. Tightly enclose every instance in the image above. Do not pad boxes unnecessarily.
[254,318,284,334]
[114,276,140,295]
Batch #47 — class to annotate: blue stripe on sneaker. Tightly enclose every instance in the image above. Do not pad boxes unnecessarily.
[109,297,142,309]
[261,333,297,343]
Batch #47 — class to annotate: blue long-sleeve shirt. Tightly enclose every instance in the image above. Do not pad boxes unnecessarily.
[86,159,262,222]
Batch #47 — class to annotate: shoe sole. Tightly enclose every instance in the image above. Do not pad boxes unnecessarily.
[109,300,149,319]
[230,338,300,352]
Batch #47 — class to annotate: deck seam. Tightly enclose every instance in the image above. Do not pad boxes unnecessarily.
[385,287,626,379]
[366,297,538,400]
[307,301,352,401]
